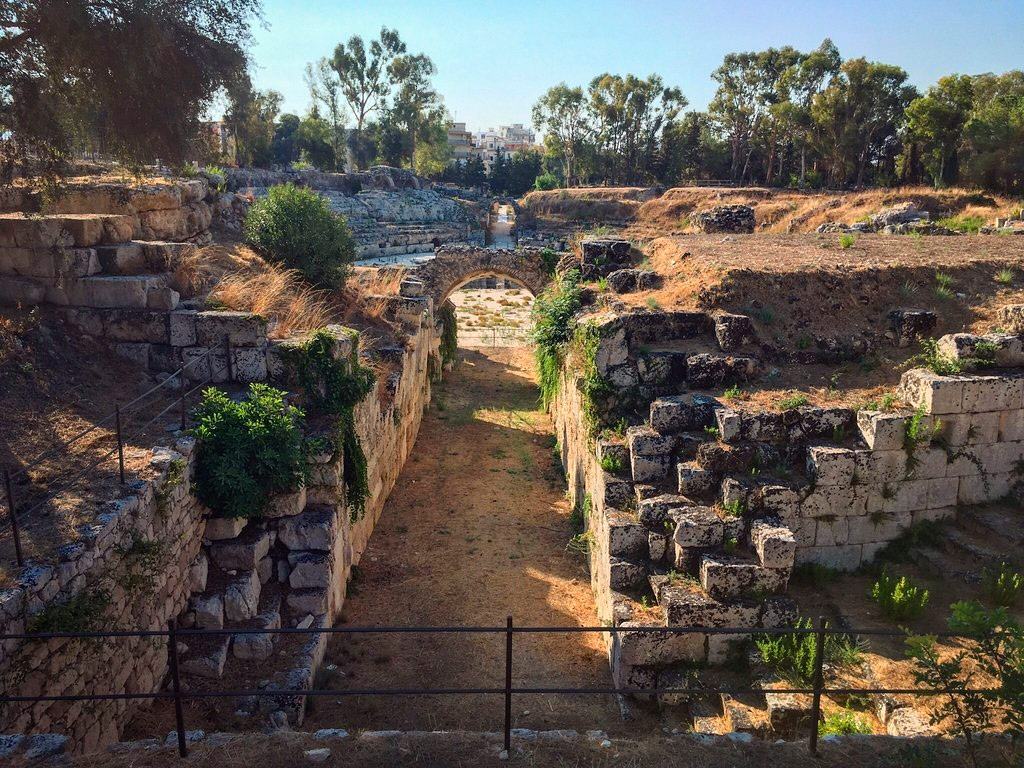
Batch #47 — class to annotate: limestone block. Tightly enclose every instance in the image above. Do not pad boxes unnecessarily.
[794,544,862,571]
[662,586,760,628]
[265,486,307,518]
[230,347,268,382]
[286,588,328,615]
[608,520,648,559]
[979,441,1024,474]
[760,485,803,518]
[649,396,694,434]
[233,608,281,661]
[788,518,816,547]
[672,507,723,548]
[926,477,959,509]
[699,556,788,599]
[960,375,1023,413]
[615,624,705,665]
[760,596,799,628]
[95,243,146,274]
[205,516,246,540]
[714,409,742,442]
[806,446,856,486]
[594,326,628,376]
[999,410,1024,442]
[901,369,963,414]
[847,513,909,545]
[959,472,1015,505]
[101,308,170,343]
[677,463,715,497]
[749,519,796,568]
[911,506,956,526]
[288,552,332,590]
[0,247,56,277]
[191,594,224,629]
[854,449,909,484]
[856,411,909,451]
[67,275,162,308]
[945,446,984,477]
[648,532,668,562]
[610,558,647,590]
[179,636,229,679]
[637,494,689,526]
[210,529,271,571]
[0,214,73,248]
[112,342,150,367]
[146,287,180,311]
[195,310,268,348]
[998,305,1024,334]
[169,309,198,347]
[188,553,209,594]
[801,487,866,517]
[814,518,849,547]
[224,570,261,622]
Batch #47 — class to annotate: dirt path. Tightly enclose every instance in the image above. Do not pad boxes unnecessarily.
[304,346,626,734]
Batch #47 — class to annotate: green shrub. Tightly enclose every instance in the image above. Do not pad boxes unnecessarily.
[995,268,1015,285]
[539,247,560,276]
[534,172,559,191]
[871,571,929,620]
[438,302,458,367]
[936,215,985,234]
[756,618,864,684]
[243,183,356,288]
[192,383,308,519]
[983,562,1024,607]
[29,588,112,633]
[779,393,809,410]
[821,709,873,735]
[907,337,965,375]
[531,270,583,409]
[838,233,856,249]
[599,454,623,473]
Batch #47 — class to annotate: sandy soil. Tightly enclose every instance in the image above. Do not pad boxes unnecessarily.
[302,346,631,735]
[449,287,533,347]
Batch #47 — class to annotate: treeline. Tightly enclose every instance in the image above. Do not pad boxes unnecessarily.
[533,40,1024,193]
[437,150,544,196]
[217,26,454,175]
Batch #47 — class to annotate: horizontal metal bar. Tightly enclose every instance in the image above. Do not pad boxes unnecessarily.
[0,624,990,642]
[3,686,996,705]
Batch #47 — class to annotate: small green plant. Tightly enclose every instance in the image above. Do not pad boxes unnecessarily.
[534,172,559,191]
[757,618,865,684]
[831,424,846,443]
[29,588,112,633]
[569,493,592,534]
[871,571,929,621]
[792,562,841,587]
[243,183,356,289]
[437,302,458,367]
[723,536,738,555]
[906,337,964,376]
[596,276,608,291]
[191,383,308,519]
[645,297,662,310]
[934,271,956,300]
[779,393,809,410]
[820,709,873,736]
[722,385,746,402]
[838,233,856,249]
[722,499,746,518]
[532,270,583,409]
[899,279,919,298]
[703,425,720,438]
[566,530,596,556]
[936,214,985,234]
[982,562,1024,607]
[904,405,940,454]
[599,454,623,473]
[995,268,1015,285]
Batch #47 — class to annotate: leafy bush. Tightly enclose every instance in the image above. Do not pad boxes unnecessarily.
[29,587,113,633]
[821,709,873,735]
[936,215,985,234]
[907,337,965,376]
[532,270,583,409]
[871,571,929,620]
[838,233,856,249]
[534,172,559,191]
[243,183,356,289]
[539,247,560,276]
[438,302,458,368]
[983,562,1024,606]
[756,618,864,684]
[192,383,308,519]
[599,454,623,473]
[779,393,809,410]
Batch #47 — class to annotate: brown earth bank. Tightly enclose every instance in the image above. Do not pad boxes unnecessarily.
[522,186,1024,238]
[61,729,1019,768]
[300,345,633,735]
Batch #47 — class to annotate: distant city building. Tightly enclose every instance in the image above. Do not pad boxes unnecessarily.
[446,122,540,172]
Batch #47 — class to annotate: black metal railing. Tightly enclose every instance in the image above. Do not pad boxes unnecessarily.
[2,336,237,566]
[0,619,994,758]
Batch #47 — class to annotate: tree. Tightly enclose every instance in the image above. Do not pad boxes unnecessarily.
[812,58,917,187]
[783,40,841,186]
[378,51,443,168]
[462,154,486,189]
[295,111,336,170]
[226,82,282,168]
[905,75,974,187]
[304,58,346,166]
[0,0,261,180]
[532,84,588,186]
[271,113,301,166]
[412,111,453,178]
[962,71,1024,194]
[329,27,406,169]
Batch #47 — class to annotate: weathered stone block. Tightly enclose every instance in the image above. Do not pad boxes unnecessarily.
[960,374,1023,413]
[649,396,694,434]
[608,519,648,558]
[288,552,332,590]
[699,556,788,599]
[204,516,247,541]
[901,369,963,414]
[677,463,715,497]
[748,519,796,569]
[265,486,307,518]
[610,558,647,590]
[806,445,856,486]
[794,544,863,571]
[615,624,705,665]
[195,310,267,347]
[856,410,909,451]
[210,529,271,571]
[191,594,224,630]
[672,507,723,548]
[224,570,261,622]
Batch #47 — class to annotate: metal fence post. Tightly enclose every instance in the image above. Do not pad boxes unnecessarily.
[179,362,187,431]
[224,335,233,382]
[504,615,513,754]
[114,404,125,485]
[3,469,23,567]
[167,620,188,757]
[808,616,827,755]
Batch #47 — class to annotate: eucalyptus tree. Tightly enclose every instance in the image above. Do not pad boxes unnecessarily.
[905,75,975,187]
[532,84,588,187]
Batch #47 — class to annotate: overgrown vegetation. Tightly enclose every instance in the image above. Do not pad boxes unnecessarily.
[531,270,583,410]
[282,329,376,520]
[192,383,308,519]
[936,214,985,233]
[755,618,863,684]
[438,301,458,368]
[871,570,930,620]
[779,393,809,410]
[907,337,965,375]
[571,323,612,438]
[243,183,357,289]
[29,588,112,633]
[982,562,1024,607]
[820,709,873,736]
[599,454,623,473]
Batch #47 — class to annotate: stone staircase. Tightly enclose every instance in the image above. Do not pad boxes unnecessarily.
[908,503,1024,581]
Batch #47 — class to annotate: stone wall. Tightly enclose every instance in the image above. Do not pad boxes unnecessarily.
[0,301,441,753]
[551,304,1024,690]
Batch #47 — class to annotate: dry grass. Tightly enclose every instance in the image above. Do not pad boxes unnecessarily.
[523,185,1023,237]
[210,268,337,339]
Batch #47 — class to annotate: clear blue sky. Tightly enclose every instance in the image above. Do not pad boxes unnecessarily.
[250,0,1024,131]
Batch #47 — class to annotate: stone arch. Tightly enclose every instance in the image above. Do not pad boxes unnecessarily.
[409,245,551,306]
